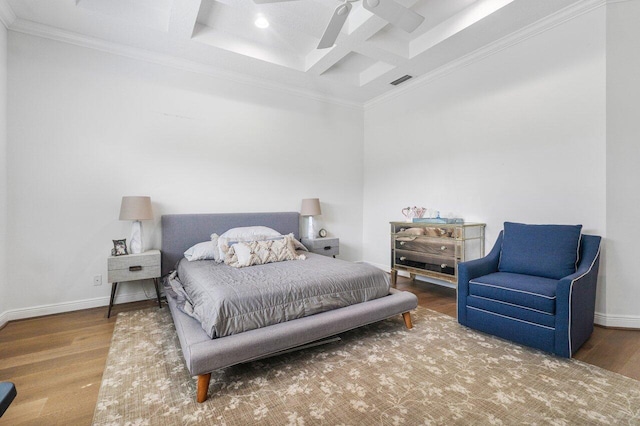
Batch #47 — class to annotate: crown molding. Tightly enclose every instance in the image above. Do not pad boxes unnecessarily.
[0,0,16,29]
[1,0,611,111]
[8,18,364,111]
[364,0,607,110]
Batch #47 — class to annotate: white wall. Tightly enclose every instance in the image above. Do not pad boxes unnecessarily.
[363,9,609,312]
[605,0,640,326]
[4,3,639,328]
[0,22,7,319]
[4,32,364,319]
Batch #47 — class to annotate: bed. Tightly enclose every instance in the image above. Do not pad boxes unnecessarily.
[162,212,419,403]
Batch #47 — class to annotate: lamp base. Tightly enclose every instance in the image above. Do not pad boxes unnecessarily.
[307,216,317,239]
[129,220,143,254]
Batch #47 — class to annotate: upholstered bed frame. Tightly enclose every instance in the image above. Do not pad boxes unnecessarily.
[161,212,419,403]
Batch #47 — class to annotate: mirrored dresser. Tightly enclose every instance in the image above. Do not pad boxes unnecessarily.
[390,221,486,286]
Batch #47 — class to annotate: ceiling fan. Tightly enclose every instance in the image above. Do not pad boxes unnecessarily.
[253,0,425,49]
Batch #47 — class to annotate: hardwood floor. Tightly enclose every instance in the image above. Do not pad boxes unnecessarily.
[0,300,160,425]
[1,278,640,425]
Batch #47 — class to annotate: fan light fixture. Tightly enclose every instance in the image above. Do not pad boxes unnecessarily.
[255,16,270,29]
[253,0,425,49]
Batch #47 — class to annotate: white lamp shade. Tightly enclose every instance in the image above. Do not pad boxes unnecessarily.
[300,198,321,216]
[119,196,153,221]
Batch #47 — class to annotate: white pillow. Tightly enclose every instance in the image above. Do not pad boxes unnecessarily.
[184,240,218,261]
[292,237,308,252]
[216,226,282,261]
[221,226,282,240]
[210,233,220,262]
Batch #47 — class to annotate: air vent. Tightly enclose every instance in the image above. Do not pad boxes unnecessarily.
[390,75,413,86]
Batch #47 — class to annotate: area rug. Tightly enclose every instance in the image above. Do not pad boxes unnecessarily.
[93,307,640,425]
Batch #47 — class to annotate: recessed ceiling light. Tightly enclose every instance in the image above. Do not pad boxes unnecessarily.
[254,16,269,29]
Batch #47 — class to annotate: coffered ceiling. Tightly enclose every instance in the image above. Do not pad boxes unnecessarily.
[1,0,593,105]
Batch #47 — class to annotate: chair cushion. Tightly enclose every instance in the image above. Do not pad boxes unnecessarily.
[466,295,556,328]
[498,222,582,280]
[469,272,558,314]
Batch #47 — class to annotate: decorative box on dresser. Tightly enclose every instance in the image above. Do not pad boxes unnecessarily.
[301,237,339,258]
[390,222,485,287]
[107,249,162,318]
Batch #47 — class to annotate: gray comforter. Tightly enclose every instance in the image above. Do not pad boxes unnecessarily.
[174,252,390,338]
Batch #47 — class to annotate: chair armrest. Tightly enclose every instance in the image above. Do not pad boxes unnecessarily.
[458,256,500,284]
[458,231,502,290]
[555,235,602,357]
[457,232,502,324]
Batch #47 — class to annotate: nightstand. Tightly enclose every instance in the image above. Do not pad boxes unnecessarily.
[301,237,339,257]
[107,249,162,318]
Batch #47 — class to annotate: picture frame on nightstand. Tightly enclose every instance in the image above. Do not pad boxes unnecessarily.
[112,239,128,256]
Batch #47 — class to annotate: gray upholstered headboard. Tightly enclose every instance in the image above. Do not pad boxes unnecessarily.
[161,212,300,276]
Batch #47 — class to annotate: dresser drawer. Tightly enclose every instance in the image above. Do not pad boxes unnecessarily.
[395,249,456,269]
[108,250,161,283]
[395,226,454,238]
[394,249,456,270]
[302,237,339,257]
[395,239,456,257]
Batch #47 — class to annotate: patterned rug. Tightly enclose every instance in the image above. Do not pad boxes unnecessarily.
[93,306,640,425]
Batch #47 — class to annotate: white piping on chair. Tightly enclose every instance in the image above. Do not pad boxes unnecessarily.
[575,233,582,271]
[470,295,554,316]
[468,306,556,330]
[567,242,601,356]
[469,281,556,299]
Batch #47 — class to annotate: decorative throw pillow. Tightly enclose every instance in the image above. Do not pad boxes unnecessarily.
[498,222,582,280]
[224,234,306,268]
[216,226,282,261]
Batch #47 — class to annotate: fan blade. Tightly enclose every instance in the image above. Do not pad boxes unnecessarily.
[362,0,424,33]
[253,0,299,4]
[317,2,352,49]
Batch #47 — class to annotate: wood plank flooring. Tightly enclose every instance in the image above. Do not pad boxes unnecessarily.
[1,277,639,425]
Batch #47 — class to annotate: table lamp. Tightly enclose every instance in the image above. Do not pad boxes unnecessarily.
[300,198,321,239]
[119,196,153,254]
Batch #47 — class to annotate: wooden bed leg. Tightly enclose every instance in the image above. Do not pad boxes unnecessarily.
[197,373,211,403]
[402,312,413,329]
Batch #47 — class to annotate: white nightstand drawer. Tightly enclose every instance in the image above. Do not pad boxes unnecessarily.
[108,250,161,283]
[302,237,339,257]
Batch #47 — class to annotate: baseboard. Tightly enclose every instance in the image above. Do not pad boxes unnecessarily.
[365,262,640,328]
[0,290,155,328]
[594,312,640,329]
[2,277,637,331]
[366,261,391,272]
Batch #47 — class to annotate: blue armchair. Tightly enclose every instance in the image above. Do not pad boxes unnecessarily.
[0,382,16,417]
[457,222,601,358]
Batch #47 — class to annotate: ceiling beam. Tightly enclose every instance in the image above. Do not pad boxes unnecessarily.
[168,0,202,39]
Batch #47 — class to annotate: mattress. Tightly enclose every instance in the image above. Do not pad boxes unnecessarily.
[173,252,390,338]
